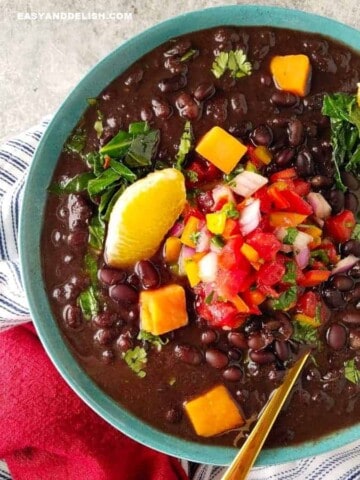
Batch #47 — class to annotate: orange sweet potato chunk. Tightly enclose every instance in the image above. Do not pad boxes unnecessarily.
[140,284,188,335]
[195,126,248,174]
[270,54,311,97]
[184,384,244,437]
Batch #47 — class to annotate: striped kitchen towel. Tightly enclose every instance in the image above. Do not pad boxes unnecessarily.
[1,121,360,479]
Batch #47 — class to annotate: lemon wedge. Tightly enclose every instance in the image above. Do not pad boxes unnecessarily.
[105,168,186,268]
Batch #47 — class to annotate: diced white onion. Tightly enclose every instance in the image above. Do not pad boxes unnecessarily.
[332,255,359,274]
[198,252,218,283]
[239,198,261,236]
[229,171,268,198]
[211,185,235,209]
[307,192,331,219]
[196,228,211,253]
[294,231,313,251]
[178,245,195,276]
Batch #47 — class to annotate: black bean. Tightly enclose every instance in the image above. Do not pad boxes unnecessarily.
[342,239,360,257]
[274,340,290,361]
[94,328,116,346]
[342,309,360,325]
[165,406,183,424]
[350,262,360,279]
[164,39,191,57]
[331,274,354,292]
[135,260,160,289]
[344,192,359,214]
[124,67,143,86]
[98,267,126,286]
[206,97,228,123]
[158,74,187,93]
[322,287,346,309]
[251,124,273,146]
[247,333,267,351]
[310,175,333,190]
[109,284,138,304]
[249,349,276,364]
[344,284,360,303]
[93,311,116,327]
[67,229,88,248]
[151,98,173,119]
[63,305,82,328]
[205,348,229,369]
[274,148,295,167]
[196,191,214,214]
[52,283,78,304]
[223,366,242,382]
[326,323,347,350]
[201,329,218,345]
[227,348,242,361]
[230,93,248,115]
[174,344,202,365]
[295,150,315,177]
[175,93,200,120]
[341,172,360,190]
[140,106,153,122]
[270,91,299,107]
[228,331,248,349]
[326,190,345,215]
[116,334,133,352]
[101,349,115,364]
[288,119,304,146]
[260,74,272,86]
[67,194,92,230]
[164,57,188,75]
[244,317,262,334]
[125,305,139,324]
[350,330,360,349]
[194,82,215,101]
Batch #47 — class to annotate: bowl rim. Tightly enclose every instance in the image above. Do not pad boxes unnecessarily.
[19,4,360,467]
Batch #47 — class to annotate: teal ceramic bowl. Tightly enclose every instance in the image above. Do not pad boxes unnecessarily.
[19,5,360,466]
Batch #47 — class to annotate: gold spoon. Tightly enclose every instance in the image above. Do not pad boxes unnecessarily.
[221,350,310,480]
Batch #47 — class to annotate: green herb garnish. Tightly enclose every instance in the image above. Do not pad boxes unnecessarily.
[190,231,201,245]
[77,286,98,320]
[351,223,360,241]
[271,286,297,310]
[283,227,298,245]
[137,330,169,351]
[205,291,215,305]
[211,49,252,79]
[48,172,95,194]
[292,320,318,345]
[344,359,360,384]
[122,346,147,378]
[64,128,87,154]
[94,110,104,139]
[322,93,360,191]
[310,249,330,265]
[84,252,99,285]
[175,121,193,170]
[222,202,240,219]
[211,235,225,249]
[282,262,297,285]
[186,170,199,183]
[180,49,197,62]
[88,216,105,253]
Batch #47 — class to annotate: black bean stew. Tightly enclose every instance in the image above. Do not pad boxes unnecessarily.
[42,26,360,447]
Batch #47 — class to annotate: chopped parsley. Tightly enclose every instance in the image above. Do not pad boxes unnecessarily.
[344,359,360,385]
[283,227,298,245]
[122,346,147,378]
[211,49,252,79]
[137,330,169,351]
[271,286,297,310]
[175,121,193,170]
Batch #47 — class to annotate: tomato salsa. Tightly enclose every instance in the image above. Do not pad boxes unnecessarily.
[42,26,360,447]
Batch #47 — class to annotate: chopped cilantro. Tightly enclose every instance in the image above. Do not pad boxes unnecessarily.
[211,235,225,249]
[137,330,169,351]
[344,358,360,384]
[87,97,98,106]
[310,249,330,265]
[292,320,318,345]
[175,121,193,170]
[186,170,199,183]
[282,262,297,285]
[189,231,201,245]
[122,346,147,378]
[224,164,244,184]
[205,291,215,305]
[351,223,360,241]
[271,286,297,310]
[211,49,252,79]
[283,227,298,245]
[222,202,240,219]
[180,49,197,62]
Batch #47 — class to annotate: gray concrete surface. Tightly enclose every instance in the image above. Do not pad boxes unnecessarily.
[1,0,359,143]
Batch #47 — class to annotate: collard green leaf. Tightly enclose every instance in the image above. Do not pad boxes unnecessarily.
[109,159,137,182]
[88,216,105,253]
[77,286,98,320]
[48,172,95,194]
[128,121,150,135]
[87,168,121,196]
[84,252,99,284]
[64,128,86,154]
[85,151,104,176]
[99,129,133,158]
[125,130,160,167]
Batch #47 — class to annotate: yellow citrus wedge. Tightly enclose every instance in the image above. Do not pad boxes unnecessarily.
[105,168,186,268]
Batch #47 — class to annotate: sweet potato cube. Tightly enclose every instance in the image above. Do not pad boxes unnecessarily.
[140,284,188,335]
[195,126,248,174]
[184,385,244,437]
[270,54,311,97]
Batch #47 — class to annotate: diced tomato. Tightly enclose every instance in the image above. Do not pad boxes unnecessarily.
[280,189,313,215]
[257,284,280,298]
[222,218,240,239]
[269,212,307,228]
[197,300,244,328]
[320,240,339,264]
[257,259,286,286]
[253,186,272,214]
[293,179,311,196]
[298,269,331,287]
[325,209,356,244]
[247,145,263,169]
[185,157,221,186]
[217,268,254,297]
[267,185,290,210]
[246,230,282,261]
[218,236,245,270]
[296,291,330,323]
[270,167,297,183]
[182,204,204,223]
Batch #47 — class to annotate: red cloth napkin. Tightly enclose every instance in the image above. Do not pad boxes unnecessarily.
[0,323,188,480]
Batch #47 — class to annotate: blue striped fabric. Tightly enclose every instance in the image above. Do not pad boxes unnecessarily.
[1,121,360,479]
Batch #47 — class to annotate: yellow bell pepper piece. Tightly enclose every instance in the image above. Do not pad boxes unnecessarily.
[293,313,320,328]
[163,236,182,263]
[184,259,201,287]
[206,211,227,235]
[254,146,272,165]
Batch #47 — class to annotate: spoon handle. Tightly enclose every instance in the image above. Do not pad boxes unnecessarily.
[221,350,310,480]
